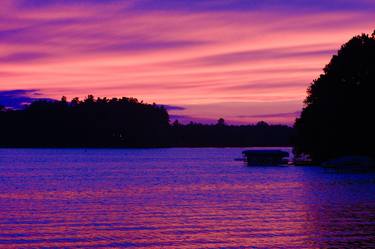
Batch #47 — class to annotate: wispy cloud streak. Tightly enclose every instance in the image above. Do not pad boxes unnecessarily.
[0,0,374,123]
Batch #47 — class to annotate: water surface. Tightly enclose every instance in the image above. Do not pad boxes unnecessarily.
[0,148,375,248]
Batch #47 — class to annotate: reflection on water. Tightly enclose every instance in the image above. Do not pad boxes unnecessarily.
[0,148,375,248]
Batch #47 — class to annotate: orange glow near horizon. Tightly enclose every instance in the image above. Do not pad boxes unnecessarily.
[1,1,375,124]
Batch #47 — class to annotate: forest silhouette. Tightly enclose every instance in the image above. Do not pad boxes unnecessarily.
[3,31,374,153]
[294,31,375,163]
[0,95,293,147]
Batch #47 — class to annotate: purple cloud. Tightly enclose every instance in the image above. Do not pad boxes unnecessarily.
[161,105,186,111]
[169,114,219,124]
[0,52,50,62]
[128,0,375,12]
[177,46,336,67]
[0,89,54,109]
[237,111,301,119]
[86,40,207,54]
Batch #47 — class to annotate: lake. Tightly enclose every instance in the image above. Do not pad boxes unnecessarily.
[0,148,375,248]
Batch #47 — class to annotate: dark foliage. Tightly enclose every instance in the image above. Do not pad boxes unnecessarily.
[0,96,170,147]
[170,120,293,147]
[294,31,375,162]
[0,96,293,147]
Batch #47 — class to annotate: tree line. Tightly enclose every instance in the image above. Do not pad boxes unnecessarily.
[0,95,293,147]
[3,30,374,156]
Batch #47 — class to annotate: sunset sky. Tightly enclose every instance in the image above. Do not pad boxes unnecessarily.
[1,0,374,124]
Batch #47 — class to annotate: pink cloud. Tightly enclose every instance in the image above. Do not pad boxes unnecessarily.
[0,2,374,124]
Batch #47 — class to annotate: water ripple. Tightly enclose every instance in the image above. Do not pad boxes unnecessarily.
[1,148,375,248]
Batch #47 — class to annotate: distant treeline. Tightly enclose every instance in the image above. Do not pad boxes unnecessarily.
[0,96,293,148]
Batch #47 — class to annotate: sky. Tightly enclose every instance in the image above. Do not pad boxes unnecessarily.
[1,0,374,124]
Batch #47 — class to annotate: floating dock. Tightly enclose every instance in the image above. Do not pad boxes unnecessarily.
[242,150,289,166]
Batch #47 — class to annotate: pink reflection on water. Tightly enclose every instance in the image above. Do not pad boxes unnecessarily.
[0,148,375,248]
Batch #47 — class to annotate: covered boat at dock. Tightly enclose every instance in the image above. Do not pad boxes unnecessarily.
[242,150,289,166]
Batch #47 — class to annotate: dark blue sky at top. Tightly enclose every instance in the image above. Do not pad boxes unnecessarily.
[18,0,375,12]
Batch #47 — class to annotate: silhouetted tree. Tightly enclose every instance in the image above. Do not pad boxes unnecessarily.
[216,118,226,126]
[256,121,269,128]
[294,31,375,163]
[0,95,294,148]
[0,96,170,147]
[71,97,80,106]
[169,121,293,147]
[61,96,67,104]
[172,120,181,127]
